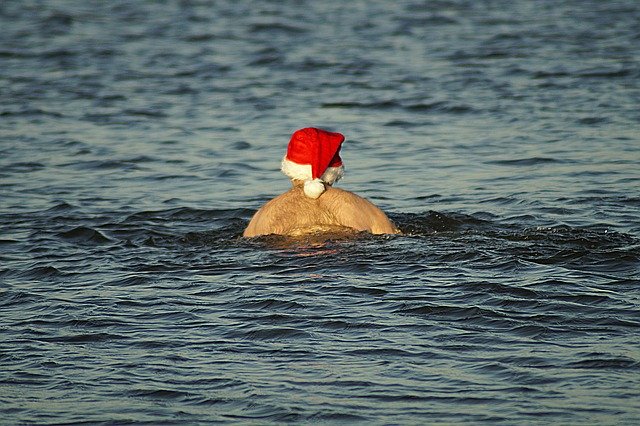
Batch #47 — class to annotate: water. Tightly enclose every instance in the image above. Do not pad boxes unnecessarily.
[1,0,639,424]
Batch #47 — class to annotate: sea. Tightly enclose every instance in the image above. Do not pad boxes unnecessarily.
[1,0,639,424]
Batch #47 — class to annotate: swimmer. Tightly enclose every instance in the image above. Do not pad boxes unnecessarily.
[243,127,399,237]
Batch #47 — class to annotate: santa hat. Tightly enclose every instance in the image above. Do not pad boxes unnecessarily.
[281,127,345,199]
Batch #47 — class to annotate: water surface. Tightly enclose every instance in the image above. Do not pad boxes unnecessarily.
[1,0,639,424]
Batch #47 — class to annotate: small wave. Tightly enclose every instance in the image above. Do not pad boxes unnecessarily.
[532,70,572,79]
[180,227,245,245]
[316,319,380,330]
[41,48,78,59]
[577,68,634,79]
[0,109,64,118]
[162,83,198,95]
[237,299,306,311]
[508,324,554,338]
[393,211,490,235]
[0,50,32,59]
[61,159,138,170]
[117,208,250,246]
[15,266,69,279]
[248,47,285,67]
[82,112,130,124]
[320,100,476,114]
[568,356,639,370]
[182,33,217,42]
[122,108,167,118]
[593,317,640,328]
[2,162,47,173]
[482,225,639,274]
[321,100,400,110]
[532,68,634,80]
[58,226,112,244]
[44,202,77,212]
[552,294,613,305]
[474,282,539,299]
[38,332,129,344]
[486,157,562,166]
[396,304,505,321]
[231,327,312,341]
[294,57,342,71]
[232,141,252,150]
[106,274,153,287]
[42,12,75,32]
[383,119,432,127]
[309,412,370,422]
[125,207,223,222]
[0,290,44,308]
[128,388,192,400]
[577,116,609,125]
[346,347,422,357]
[343,285,388,296]
[514,226,638,252]
[396,14,459,27]
[249,22,307,35]
[405,101,476,114]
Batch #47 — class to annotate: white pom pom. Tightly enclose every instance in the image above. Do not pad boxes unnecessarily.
[303,179,325,199]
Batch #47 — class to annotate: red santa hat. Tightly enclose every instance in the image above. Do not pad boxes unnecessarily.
[281,127,345,199]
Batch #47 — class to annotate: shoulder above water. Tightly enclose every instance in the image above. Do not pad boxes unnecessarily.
[243,186,399,237]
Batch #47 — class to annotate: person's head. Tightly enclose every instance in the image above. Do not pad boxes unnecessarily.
[281,127,345,199]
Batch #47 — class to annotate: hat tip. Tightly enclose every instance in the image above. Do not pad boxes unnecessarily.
[303,179,325,199]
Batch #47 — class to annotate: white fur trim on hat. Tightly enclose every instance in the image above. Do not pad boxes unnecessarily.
[281,157,345,199]
[281,157,312,181]
[281,157,344,185]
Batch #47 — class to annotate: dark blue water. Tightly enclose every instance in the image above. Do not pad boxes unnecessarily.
[2,0,639,424]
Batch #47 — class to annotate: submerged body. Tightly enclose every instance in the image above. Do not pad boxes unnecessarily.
[243,184,398,237]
